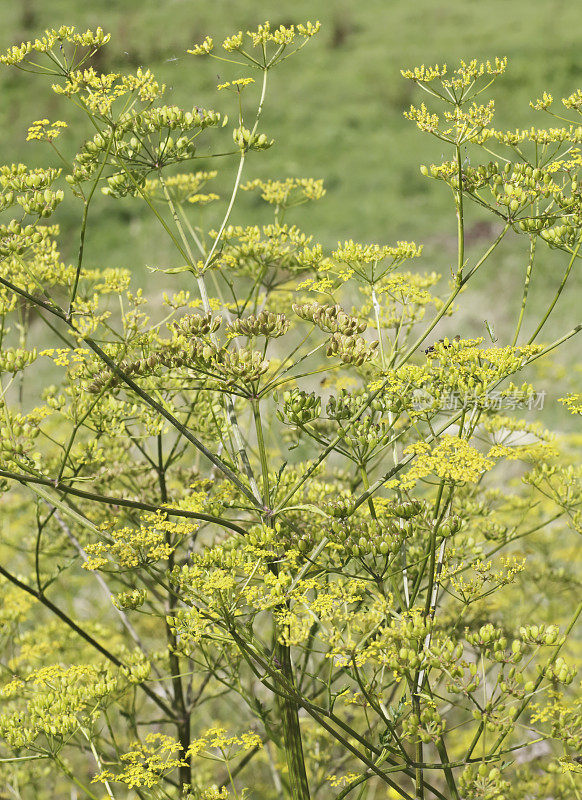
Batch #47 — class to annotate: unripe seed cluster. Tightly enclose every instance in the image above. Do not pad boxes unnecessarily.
[402,705,446,744]
[293,302,367,336]
[233,126,273,151]
[326,333,379,366]
[228,311,289,338]
[280,389,321,425]
[0,347,37,373]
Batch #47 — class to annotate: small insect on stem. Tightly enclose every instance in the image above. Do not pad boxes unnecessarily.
[484,319,498,342]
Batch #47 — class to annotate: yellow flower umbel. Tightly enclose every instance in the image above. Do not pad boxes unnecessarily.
[93,733,184,789]
[0,26,110,72]
[402,435,497,489]
[188,20,321,70]
[26,118,67,142]
[242,177,326,208]
[217,77,255,91]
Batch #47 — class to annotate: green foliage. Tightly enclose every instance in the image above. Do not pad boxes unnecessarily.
[0,20,581,800]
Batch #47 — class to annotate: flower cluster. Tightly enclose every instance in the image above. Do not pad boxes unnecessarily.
[242,177,326,207]
[188,20,321,68]
[0,26,110,70]
[402,436,497,487]
[214,223,318,282]
[143,170,218,204]
[26,118,67,142]
[83,514,197,571]
[93,733,184,789]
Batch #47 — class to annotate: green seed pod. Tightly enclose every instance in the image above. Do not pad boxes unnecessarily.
[389,500,422,519]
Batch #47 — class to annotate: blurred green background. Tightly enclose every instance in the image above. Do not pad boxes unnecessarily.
[0,0,580,414]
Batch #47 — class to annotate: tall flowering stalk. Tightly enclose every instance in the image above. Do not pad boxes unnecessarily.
[0,27,580,800]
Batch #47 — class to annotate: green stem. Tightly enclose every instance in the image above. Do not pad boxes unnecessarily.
[454,141,465,281]
[55,756,103,800]
[252,397,270,508]
[527,238,581,343]
[0,467,247,533]
[203,66,269,272]
[488,598,582,757]
[157,437,191,792]
[372,285,386,368]
[275,643,312,800]
[158,170,198,267]
[436,747,460,800]
[274,226,509,513]
[413,694,424,799]
[464,722,484,762]
[0,563,175,718]
[512,233,536,345]
[68,132,115,318]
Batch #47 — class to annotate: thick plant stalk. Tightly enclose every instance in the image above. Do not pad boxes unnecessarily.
[250,392,310,798]
[158,442,192,792]
[275,643,311,800]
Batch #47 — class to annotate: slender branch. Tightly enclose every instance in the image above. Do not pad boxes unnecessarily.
[512,233,536,345]
[0,467,248,534]
[54,510,152,655]
[527,238,581,343]
[488,598,582,757]
[454,140,465,281]
[275,225,510,512]
[0,273,260,506]
[0,563,175,719]
[68,132,115,317]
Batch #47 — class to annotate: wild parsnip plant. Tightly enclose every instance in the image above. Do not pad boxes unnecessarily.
[0,23,581,800]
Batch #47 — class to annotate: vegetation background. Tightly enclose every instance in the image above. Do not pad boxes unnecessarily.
[1,0,581,380]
